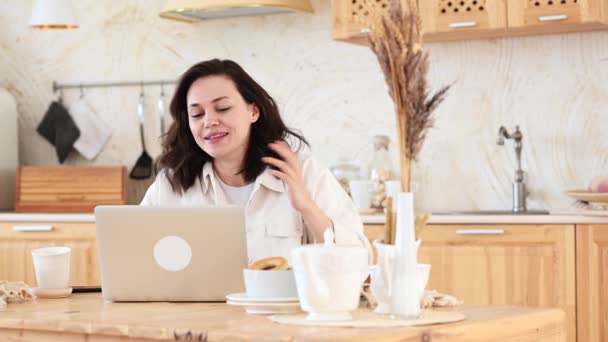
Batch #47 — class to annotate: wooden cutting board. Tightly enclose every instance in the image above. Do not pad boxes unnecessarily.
[15,166,127,213]
[550,210,608,217]
[0,88,18,211]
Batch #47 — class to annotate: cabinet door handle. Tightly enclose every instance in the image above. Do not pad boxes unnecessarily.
[12,225,54,232]
[449,21,477,28]
[456,229,504,235]
[538,14,568,22]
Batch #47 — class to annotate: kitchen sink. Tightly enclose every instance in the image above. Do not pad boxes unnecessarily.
[433,210,549,215]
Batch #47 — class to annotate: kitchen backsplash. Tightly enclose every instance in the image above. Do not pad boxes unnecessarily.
[0,0,607,211]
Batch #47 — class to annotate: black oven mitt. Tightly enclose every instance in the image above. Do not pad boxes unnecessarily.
[36,101,80,163]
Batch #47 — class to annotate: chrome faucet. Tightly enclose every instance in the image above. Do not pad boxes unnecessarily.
[497,125,527,212]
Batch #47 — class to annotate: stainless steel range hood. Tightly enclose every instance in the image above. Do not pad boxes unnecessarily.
[160,0,313,22]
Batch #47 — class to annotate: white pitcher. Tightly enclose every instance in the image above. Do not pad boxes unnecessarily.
[291,230,369,321]
[370,240,429,314]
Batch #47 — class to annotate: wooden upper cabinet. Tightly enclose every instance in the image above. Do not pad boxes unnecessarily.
[332,0,608,44]
[332,0,396,46]
[419,0,508,41]
[508,0,608,33]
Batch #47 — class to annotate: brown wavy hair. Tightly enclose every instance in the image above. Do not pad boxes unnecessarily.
[156,59,309,194]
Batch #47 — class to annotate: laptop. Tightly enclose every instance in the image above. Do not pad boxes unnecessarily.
[94,205,247,302]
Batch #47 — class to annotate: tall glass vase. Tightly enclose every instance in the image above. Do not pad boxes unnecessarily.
[390,192,420,319]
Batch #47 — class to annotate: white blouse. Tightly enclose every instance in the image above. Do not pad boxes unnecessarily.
[140,152,371,265]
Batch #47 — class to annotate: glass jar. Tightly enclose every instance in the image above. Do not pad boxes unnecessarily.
[369,135,394,208]
[330,159,361,196]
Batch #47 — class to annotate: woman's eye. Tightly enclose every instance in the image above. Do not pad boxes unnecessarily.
[217,107,231,112]
[190,113,203,118]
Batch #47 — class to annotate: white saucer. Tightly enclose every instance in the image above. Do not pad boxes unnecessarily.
[226,292,299,303]
[227,300,302,315]
[32,287,72,299]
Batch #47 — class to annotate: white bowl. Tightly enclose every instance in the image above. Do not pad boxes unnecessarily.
[243,269,298,299]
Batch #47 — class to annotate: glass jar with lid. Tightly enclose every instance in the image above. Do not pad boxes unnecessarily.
[330,159,361,196]
[368,135,394,208]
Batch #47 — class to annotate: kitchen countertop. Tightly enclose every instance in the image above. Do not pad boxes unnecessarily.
[0,293,566,342]
[1,211,608,224]
[362,212,608,224]
[0,213,94,222]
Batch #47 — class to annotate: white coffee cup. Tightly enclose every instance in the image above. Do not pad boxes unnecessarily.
[349,180,374,210]
[384,180,402,210]
[242,269,298,298]
[31,246,71,289]
[369,240,429,314]
[291,244,369,321]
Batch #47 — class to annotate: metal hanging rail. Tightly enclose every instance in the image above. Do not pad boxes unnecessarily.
[52,80,176,92]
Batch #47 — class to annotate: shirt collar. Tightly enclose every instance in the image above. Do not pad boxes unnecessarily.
[256,167,285,193]
[201,162,214,195]
[201,162,285,195]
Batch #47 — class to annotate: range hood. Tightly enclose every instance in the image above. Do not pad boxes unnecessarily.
[160,0,313,21]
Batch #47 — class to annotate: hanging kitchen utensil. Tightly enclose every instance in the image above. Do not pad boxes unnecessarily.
[157,82,166,137]
[129,86,153,180]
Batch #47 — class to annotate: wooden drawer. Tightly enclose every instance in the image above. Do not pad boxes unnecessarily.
[0,221,100,287]
[15,166,127,213]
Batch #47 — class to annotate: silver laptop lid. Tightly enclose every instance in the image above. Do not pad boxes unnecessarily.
[95,205,247,302]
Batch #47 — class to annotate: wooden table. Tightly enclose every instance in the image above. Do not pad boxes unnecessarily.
[0,293,566,341]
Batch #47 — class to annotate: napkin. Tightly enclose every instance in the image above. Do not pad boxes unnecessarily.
[69,97,111,160]
[36,101,80,163]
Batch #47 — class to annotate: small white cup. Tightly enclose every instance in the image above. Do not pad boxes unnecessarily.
[242,269,298,298]
[349,180,374,210]
[31,246,71,289]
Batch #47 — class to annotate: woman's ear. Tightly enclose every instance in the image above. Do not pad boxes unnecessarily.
[251,104,260,123]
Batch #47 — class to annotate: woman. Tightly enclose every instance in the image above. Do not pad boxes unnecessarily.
[141,59,370,264]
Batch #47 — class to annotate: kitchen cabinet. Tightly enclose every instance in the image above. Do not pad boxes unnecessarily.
[332,0,608,44]
[363,223,576,342]
[508,0,608,35]
[576,224,608,342]
[0,221,99,288]
[332,0,398,45]
[419,0,508,42]
[418,224,575,342]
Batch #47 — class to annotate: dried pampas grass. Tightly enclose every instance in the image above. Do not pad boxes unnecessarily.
[357,0,450,190]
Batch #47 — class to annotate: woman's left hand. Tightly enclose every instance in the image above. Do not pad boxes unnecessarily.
[261,141,313,213]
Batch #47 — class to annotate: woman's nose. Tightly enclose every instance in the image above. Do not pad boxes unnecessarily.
[203,111,219,127]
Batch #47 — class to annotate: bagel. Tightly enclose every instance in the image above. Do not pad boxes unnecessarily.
[249,256,289,271]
